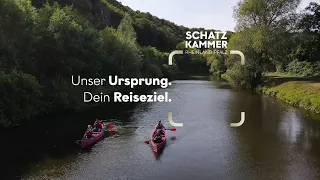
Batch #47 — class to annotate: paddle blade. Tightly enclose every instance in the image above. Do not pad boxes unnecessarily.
[144,140,150,144]
[107,125,114,129]
[170,128,176,131]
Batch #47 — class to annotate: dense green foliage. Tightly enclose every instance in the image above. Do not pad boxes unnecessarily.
[35,0,190,52]
[104,0,188,52]
[208,1,320,88]
[140,46,178,78]
[286,60,320,77]
[0,0,181,128]
[290,2,320,64]
[0,70,41,127]
[175,42,209,74]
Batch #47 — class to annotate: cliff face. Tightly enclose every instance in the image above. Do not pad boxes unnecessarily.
[74,0,111,29]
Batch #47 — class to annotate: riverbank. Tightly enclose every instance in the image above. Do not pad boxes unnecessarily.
[0,83,156,131]
[256,72,320,113]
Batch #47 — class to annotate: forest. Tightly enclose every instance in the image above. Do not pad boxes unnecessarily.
[0,0,212,128]
[0,0,319,128]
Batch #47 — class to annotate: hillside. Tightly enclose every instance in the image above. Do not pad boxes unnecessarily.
[103,0,189,51]
[0,0,217,128]
[31,0,218,52]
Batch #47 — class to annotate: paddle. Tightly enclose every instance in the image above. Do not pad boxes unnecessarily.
[165,128,176,131]
[144,140,150,144]
[97,119,114,129]
[106,125,114,129]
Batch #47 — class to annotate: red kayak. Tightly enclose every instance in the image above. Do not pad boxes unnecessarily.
[151,127,166,153]
[76,124,105,148]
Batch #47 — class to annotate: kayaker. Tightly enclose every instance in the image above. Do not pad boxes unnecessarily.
[93,119,103,132]
[156,120,165,129]
[153,129,163,143]
[85,125,93,139]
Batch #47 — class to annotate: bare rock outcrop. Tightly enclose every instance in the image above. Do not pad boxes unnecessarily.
[74,0,111,29]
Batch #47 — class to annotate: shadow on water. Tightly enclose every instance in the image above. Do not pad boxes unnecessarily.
[155,136,178,160]
[146,135,177,160]
[153,150,165,160]
[170,136,177,141]
[0,101,138,180]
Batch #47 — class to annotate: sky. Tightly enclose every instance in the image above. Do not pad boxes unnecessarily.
[118,0,318,31]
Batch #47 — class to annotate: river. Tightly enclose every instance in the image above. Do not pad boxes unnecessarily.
[2,77,320,180]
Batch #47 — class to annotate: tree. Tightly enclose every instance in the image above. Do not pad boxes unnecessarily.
[0,70,41,128]
[115,13,142,77]
[117,13,137,42]
[174,42,209,74]
[227,0,301,88]
[291,2,320,63]
[206,54,227,76]
[298,2,320,32]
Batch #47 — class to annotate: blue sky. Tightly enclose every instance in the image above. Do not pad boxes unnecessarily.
[119,0,317,31]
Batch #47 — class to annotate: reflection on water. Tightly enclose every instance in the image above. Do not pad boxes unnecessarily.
[228,88,320,180]
[153,151,164,160]
[1,78,320,180]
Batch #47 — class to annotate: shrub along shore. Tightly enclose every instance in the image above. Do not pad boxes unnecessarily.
[255,73,320,113]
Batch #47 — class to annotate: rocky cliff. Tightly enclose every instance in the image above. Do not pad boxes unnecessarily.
[74,0,111,29]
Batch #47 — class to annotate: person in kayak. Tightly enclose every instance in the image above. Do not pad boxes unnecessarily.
[93,119,103,132]
[156,120,165,130]
[153,129,163,143]
[85,125,93,139]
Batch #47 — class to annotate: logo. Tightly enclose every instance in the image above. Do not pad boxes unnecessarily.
[185,31,228,55]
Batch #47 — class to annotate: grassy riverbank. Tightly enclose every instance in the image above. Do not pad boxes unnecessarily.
[256,72,320,113]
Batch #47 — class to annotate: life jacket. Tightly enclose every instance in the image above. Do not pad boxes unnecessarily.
[156,124,164,129]
[154,134,161,139]
[95,123,103,129]
[87,130,93,137]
